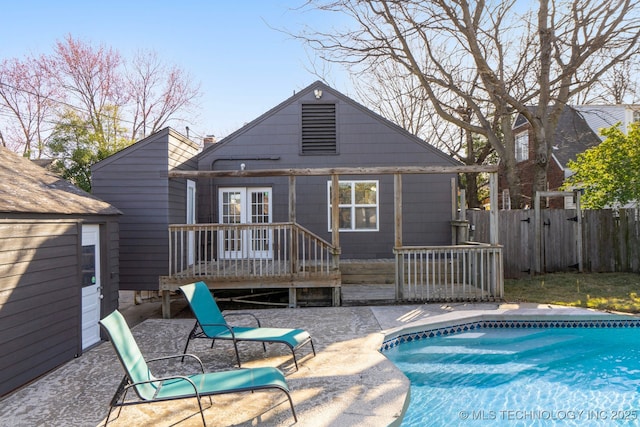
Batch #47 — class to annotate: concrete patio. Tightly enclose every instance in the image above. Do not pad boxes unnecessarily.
[0,299,624,427]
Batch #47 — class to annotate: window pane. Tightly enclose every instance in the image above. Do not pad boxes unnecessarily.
[355,182,376,204]
[328,180,379,232]
[338,183,352,204]
[339,207,352,229]
[355,207,377,229]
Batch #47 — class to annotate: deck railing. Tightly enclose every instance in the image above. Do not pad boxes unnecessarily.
[165,222,340,284]
[393,243,503,302]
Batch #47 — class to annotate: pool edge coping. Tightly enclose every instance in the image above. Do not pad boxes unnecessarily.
[379,309,640,352]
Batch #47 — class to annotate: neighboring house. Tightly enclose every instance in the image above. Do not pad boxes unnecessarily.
[91,127,200,292]
[92,81,461,294]
[0,146,121,397]
[574,104,640,138]
[499,105,602,209]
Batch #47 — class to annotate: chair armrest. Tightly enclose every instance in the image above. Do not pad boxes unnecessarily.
[224,312,262,327]
[199,322,237,340]
[147,353,205,373]
[125,375,200,396]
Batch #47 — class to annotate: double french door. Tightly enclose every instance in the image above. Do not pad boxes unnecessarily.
[218,187,272,259]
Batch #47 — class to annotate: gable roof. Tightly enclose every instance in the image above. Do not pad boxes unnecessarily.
[573,104,640,138]
[514,105,602,169]
[200,81,460,165]
[0,146,121,215]
[551,106,602,168]
[92,127,199,171]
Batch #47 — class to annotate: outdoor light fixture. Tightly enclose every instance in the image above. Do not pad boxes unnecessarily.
[314,89,323,99]
[240,163,246,171]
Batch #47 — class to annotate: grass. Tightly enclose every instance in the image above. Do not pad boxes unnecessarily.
[504,272,640,314]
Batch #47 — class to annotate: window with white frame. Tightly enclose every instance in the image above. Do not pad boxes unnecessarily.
[327,180,378,231]
[515,131,529,162]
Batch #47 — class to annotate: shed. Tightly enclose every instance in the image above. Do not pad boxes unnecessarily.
[0,146,121,396]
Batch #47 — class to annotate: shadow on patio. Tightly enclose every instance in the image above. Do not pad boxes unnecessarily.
[0,306,409,427]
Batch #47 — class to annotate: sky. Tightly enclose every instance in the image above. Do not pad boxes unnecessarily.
[0,0,352,142]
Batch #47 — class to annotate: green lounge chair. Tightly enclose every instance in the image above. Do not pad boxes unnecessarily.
[180,281,316,371]
[99,310,297,426]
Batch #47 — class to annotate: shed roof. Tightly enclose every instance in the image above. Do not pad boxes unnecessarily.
[0,146,121,215]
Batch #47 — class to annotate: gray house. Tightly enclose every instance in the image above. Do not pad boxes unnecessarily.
[92,82,482,312]
[91,127,200,292]
[0,147,120,396]
[197,81,460,257]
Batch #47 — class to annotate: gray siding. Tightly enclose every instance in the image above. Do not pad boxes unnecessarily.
[100,219,120,313]
[0,220,81,396]
[0,216,120,397]
[92,128,199,291]
[198,83,458,259]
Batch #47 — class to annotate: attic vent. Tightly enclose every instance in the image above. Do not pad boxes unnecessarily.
[301,103,336,154]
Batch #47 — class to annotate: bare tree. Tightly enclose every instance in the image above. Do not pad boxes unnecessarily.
[295,0,640,207]
[575,60,640,104]
[353,62,493,207]
[45,34,128,152]
[0,55,59,157]
[125,50,201,140]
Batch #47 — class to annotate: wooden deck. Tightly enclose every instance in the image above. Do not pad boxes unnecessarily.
[340,282,500,306]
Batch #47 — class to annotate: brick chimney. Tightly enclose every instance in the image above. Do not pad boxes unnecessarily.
[203,135,217,148]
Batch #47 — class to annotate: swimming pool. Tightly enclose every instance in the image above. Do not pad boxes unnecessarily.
[383,319,640,426]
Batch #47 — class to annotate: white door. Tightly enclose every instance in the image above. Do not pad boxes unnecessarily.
[81,225,101,349]
[218,187,272,259]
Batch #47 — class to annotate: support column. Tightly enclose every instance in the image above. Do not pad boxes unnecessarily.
[394,173,403,300]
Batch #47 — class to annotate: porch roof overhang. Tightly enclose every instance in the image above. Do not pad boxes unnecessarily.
[168,165,498,179]
[169,164,500,247]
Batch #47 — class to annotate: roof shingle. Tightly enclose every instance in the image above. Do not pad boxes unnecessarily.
[0,147,121,215]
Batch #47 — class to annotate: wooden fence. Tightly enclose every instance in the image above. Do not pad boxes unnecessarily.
[467,209,640,278]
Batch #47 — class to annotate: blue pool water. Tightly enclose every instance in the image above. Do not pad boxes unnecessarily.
[384,327,640,426]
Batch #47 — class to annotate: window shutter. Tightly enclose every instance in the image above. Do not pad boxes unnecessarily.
[301,104,336,154]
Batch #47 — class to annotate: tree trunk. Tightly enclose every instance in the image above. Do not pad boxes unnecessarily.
[464,171,480,208]
[503,157,523,209]
[532,125,551,199]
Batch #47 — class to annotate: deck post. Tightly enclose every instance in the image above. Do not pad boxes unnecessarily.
[489,172,499,245]
[331,174,340,272]
[161,290,171,319]
[394,173,404,300]
[289,288,297,308]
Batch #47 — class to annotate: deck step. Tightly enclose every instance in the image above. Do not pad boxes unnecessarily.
[340,260,395,284]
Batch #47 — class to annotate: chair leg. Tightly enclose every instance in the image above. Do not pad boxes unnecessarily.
[105,377,128,426]
[182,322,198,362]
[282,389,298,423]
[104,406,114,427]
[291,339,316,371]
[232,340,242,367]
[194,395,207,426]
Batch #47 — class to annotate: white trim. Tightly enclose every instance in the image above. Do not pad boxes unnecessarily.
[327,180,379,232]
[218,187,273,259]
[81,225,101,349]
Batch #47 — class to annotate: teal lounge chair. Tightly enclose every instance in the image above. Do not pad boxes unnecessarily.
[180,281,316,371]
[99,310,297,426]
